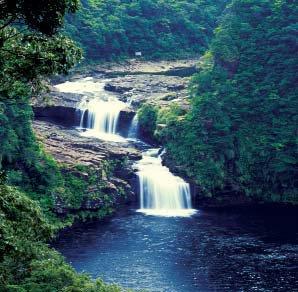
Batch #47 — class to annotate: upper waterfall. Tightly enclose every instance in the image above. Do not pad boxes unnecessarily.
[78,97,126,136]
[55,77,126,141]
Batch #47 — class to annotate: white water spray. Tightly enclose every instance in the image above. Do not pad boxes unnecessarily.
[55,78,126,141]
[78,98,126,134]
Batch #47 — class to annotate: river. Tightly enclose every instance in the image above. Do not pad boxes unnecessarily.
[53,207,297,291]
[52,76,298,292]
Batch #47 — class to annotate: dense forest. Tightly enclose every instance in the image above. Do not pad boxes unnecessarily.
[142,0,298,205]
[0,0,297,291]
[64,0,228,60]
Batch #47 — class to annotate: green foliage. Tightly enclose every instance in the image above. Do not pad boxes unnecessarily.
[0,185,123,291]
[64,0,228,60]
[0,1,122,290]
[137,103,158,141]
[155,103,187,141]
[0,0,82,101]
[0,184,52,286]
[0,28,82,100]
[162,0,298,203]
[0,0,83,217]
[0,0,79,35]
[157,103,186,125]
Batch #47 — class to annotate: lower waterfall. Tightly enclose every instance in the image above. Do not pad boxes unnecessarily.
[136,148,196,217]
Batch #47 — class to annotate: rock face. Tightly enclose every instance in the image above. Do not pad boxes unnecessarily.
[33,120,142,168]
[103,74,190,109]
[34,120,141,164]
[104,83,133,93]
[33,120,141,215]
[33,105,135,132]
[117,108,136,136]
[31,87,84,108]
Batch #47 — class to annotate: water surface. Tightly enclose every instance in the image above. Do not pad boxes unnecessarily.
[54,208,298,292]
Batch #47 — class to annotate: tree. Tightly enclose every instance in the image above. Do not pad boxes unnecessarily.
[0,0,79,35]
[0,0,82,100]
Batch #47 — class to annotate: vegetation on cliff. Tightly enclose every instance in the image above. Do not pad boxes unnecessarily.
[159,0,298,204]
[0,183,123,291]
[0,1,123,290]
[137,104,158,141]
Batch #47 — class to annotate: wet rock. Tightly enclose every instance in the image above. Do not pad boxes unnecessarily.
[104,83,133,93]
[118,108,136,136]
[32,88,83,108]
[114,165,135,180]
[33,106,79,126]
[167,84,185,91]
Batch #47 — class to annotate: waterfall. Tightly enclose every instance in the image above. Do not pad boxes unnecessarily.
[55,77,196,217]
[76,96,88,129]
[127,115,139,139]
[79,109,86,128]
[55,78,126,141]
[78,98,126,134]
[136,149,196,217]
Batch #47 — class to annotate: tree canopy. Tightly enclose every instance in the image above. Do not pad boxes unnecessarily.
[64,0,228,60]
[0,0,82,100]
[0,0,79,35]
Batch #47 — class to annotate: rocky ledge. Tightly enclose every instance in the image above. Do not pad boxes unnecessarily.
[103,73,190,110]
[33,120,142,215]
[33,59,197,112]
[90,58,198,76]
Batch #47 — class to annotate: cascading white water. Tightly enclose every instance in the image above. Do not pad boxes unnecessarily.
[136,149,196,217]
[127,115,139,139]
[56,77,196,217]
[55,77,126,141]
[78,98,126,134]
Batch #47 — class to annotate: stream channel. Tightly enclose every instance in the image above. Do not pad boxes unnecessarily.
[53,77,298,292]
